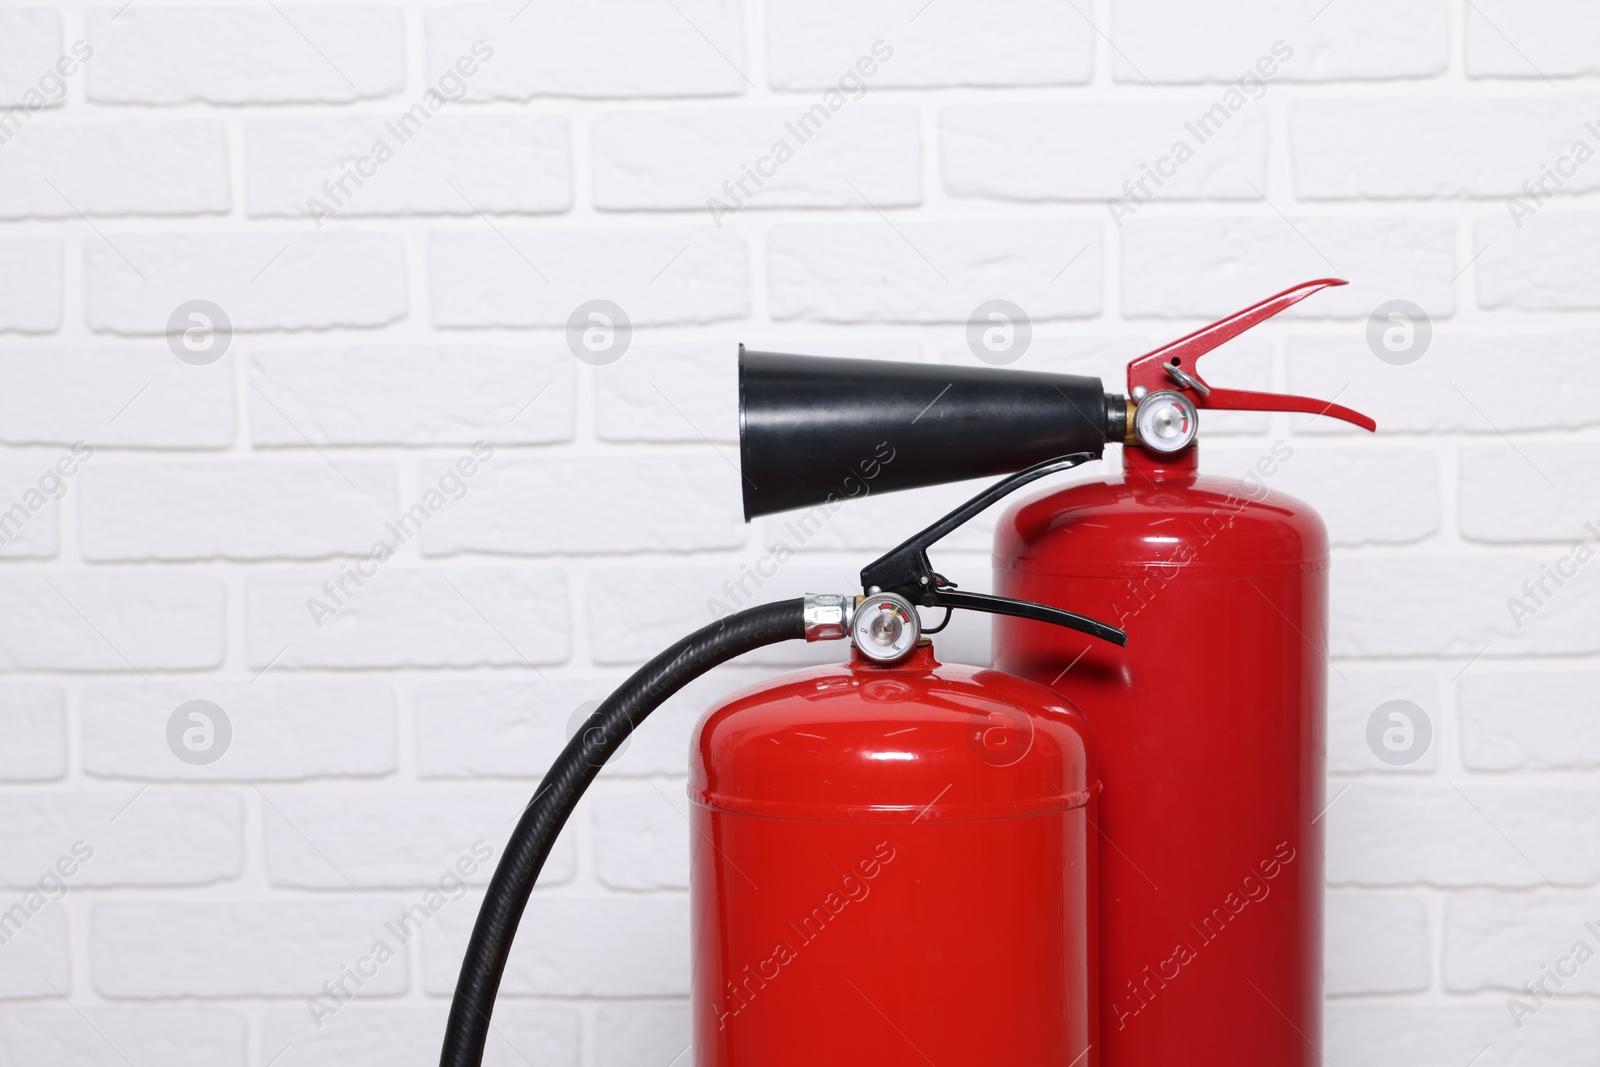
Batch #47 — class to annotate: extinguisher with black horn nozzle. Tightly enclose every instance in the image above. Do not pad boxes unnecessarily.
[440,279,1371,1067]
[736,278,1375,1067]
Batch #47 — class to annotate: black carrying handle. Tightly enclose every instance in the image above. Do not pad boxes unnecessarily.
[860,453,1126,647]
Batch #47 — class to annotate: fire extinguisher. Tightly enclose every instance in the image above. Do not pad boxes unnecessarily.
[990,279,1376,1066]
[732,278,1375,1066]
[439,278,1371,1067]
[437,445,1129,1065]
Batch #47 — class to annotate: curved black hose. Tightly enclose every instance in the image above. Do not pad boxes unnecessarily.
[440,599,808,1067]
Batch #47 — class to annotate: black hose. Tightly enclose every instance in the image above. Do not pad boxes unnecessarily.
[440,598,808,1067]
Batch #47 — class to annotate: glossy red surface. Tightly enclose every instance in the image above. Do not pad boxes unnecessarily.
[994,445,1326,1067]
[690,643,1098,1067]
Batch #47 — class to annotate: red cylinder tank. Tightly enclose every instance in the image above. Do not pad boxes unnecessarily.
[690,642,1099,1067]
[994,445,1325,1066]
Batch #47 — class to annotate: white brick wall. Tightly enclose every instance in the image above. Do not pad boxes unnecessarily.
[0,2,1591,1064]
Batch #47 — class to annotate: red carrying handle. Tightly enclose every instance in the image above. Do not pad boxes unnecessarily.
[1125,279,1377,432]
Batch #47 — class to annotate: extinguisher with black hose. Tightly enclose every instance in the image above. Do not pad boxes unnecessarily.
[439,278,1373,1067]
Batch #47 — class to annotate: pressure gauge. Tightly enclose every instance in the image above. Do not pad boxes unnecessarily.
[1134,389,1199,453]
[851,592,920,663]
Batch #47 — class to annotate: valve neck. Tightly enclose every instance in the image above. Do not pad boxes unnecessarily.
[1124,443,1199,481]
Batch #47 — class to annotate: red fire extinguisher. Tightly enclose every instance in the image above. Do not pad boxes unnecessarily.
[993,279,1375,1066]
[438,445,1131,1066]
[439,279,1371,1067]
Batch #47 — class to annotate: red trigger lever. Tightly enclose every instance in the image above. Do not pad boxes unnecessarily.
[1125,279,1377,432]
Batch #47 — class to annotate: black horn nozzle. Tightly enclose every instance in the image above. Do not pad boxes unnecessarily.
[737,347,1119,521]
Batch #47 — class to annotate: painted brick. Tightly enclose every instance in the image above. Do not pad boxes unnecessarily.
[1287,333,1600,437]
[246,115,571,218]
[587,564,835,666]
[593,106,920,212]
[1332,555,1600,658]
[86,233,408,334]
[768,221,1101,323]
[0,350,232,448]
[419,453,745,556]
[0,120,230,218]
[0,1008,244,1066]
[0,572,224,672]
[0,239,61,334]
[1328,1004,1600,1067]
[0,10,63,109]
[766,0,1092,89]
[423,895,689,996]
[261,785,574,888]
[1110,0,1448,82]
[597,1003,691,1067]
[1202,444,1440,546]
[92,901,407,998]
[1325,667,1439,775]
[1325,892,1431,994]
[427,227,748,328]
[1460,669,1600,771]
[245,567,569,669]
[415,666,770,780]
[1477,213,1600,310]
[1292,99,1600,199]
[425,0,747,99]
[416,676,606,780]
[0,789,240,886]
[1461,444,1600,543]
[1121,217,1457,319]
[81,681,396,781]
[87,6,404,104]
[0,683,65,781]
[1446,892,1600,995]
[942,103,1267,203]
[79,461,397,561]
[592,780,691,890]
[0,463,69,559]
[262,1006,579,1067]
[250,348,574,447]
[0,908,70,998]
[1327,784,1600,887]
[594,344,738,443]
[1466,0,1600,78]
